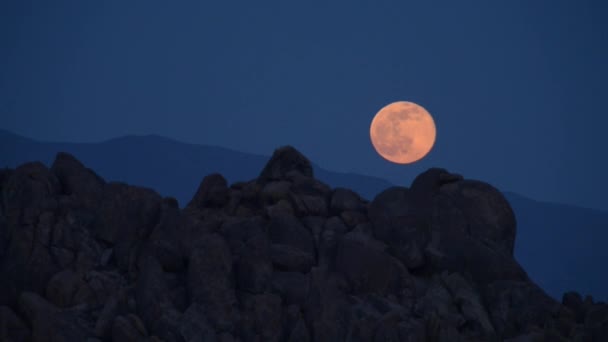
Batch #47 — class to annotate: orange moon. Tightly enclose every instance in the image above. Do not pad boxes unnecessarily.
[370,101,436,164]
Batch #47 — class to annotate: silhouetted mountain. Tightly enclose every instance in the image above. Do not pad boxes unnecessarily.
[2,147,606,341]
[1,129,607,304]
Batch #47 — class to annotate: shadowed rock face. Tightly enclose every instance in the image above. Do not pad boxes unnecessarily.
[0,146,605,342]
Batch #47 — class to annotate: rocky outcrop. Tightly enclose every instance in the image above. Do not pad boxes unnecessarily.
[0,146,605,341]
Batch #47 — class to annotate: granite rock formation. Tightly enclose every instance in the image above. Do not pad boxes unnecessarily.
[0,147,606,341]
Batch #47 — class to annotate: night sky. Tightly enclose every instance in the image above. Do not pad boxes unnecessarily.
[2,1,607,211]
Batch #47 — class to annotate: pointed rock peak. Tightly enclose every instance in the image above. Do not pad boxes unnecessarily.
[410,168,463,194]
[52,152,86,170]
[187,173,229,209]
[51,152,105,198]
[259,146,313,181]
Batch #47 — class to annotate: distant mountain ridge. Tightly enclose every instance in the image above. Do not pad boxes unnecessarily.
[0,129,392,204]
[1,129,607,302]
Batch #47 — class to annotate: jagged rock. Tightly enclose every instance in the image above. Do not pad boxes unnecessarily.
[259,146,313,181]
[0,150,603,342]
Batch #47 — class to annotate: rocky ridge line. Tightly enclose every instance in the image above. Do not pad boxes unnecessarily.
[0,146,606,341]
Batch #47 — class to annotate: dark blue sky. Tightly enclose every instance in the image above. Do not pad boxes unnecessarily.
[1,0,607,211]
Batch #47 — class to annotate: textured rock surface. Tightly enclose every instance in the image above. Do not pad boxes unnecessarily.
[0,147,605,341]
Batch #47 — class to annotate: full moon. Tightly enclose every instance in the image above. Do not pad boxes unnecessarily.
[370,101,436,164]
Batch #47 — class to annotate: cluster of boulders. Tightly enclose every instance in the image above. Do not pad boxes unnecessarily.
[0,146,606,341]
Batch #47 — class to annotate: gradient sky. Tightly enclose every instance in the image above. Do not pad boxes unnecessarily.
[1,0,607,211]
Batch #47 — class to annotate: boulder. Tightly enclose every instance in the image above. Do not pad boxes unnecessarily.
[335,232,410,294]
[2,162,60,217]
[270,244,315,272]
[241,293,283,342]
[434,180,516,256]
[19,292,89,342]
[424,227,527,286]
[368,186,432,271]
[51,152,105,206]
[136,255,183,340]
[368,186,429,243]
[410,168,463,195]
[267,213,314,258]
[45,269,84,308]
[93,181,162,248]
